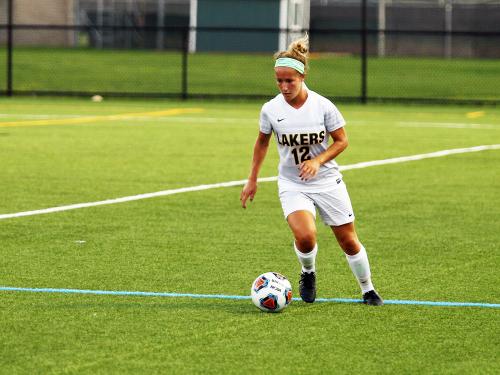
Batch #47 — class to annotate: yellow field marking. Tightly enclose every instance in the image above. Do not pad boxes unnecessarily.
[466,111,484,119]
[0,108,205,128]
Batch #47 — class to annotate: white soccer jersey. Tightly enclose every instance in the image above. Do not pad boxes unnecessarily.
[260,86,346,192]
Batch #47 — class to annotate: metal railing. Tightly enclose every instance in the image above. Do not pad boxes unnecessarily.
[1,1,499,104]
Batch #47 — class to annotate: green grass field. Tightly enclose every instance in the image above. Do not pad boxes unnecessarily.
[1,47,499,100]
[0,97,499,374]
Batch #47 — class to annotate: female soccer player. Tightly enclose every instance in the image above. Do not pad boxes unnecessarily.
[240,34,383,306]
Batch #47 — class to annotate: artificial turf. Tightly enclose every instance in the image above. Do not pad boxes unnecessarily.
[0,98,499,374]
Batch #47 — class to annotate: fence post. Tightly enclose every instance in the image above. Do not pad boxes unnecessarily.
[361,0,368,104]
[7,0,13,97]
[181,28,188,100]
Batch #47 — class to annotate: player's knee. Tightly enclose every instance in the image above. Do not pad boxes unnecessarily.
[338,237,360,254]
[295,232,316,252]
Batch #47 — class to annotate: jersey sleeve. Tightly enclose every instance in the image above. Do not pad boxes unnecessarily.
[324,100,346,133]
[259,104,273,134]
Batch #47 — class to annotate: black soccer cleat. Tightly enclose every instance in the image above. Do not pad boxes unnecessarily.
[299,272,316,303]
[363,290,384,306]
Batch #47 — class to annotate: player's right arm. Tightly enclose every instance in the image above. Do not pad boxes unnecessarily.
[240,131,272,209]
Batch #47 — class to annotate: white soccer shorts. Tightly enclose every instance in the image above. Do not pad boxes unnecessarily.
[279,180,355,226]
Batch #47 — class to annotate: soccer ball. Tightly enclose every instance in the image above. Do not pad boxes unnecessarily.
[251,272,292,313]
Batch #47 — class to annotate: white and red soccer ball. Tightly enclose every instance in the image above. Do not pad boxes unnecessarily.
[251,272,292,312]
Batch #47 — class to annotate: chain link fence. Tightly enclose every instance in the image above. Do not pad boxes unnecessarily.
[1,0,499,104]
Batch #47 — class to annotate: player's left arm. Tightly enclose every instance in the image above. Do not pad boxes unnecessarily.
[299,127,348,181]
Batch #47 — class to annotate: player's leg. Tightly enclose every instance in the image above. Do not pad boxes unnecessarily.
[279,191,318,303]
[312,183,383,306]
[287,210,318,303]
[330,221,383,306]
[287,209,317,270]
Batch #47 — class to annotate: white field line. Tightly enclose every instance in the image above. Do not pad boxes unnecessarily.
[398,122,498,130]
[3,114,497,128]
[1,144,499,220]
[338,144,500,171]
[120,118,499,129]
[0,114,254,123]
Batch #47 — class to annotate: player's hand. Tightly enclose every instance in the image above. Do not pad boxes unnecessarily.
[299,158,321,181]
[240,180,257,209]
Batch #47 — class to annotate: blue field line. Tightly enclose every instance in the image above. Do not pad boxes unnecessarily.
[0,286,251,300]
[1,286,499,309]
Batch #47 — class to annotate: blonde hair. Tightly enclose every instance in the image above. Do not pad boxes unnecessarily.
[274,33,309,73]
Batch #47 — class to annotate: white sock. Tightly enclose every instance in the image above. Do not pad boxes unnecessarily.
[345,245,374,294]
[294,242,317,273]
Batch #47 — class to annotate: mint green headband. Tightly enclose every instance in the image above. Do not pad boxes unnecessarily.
[274,57,305,74]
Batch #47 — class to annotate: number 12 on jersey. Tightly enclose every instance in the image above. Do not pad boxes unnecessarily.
[291,146,310,165]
